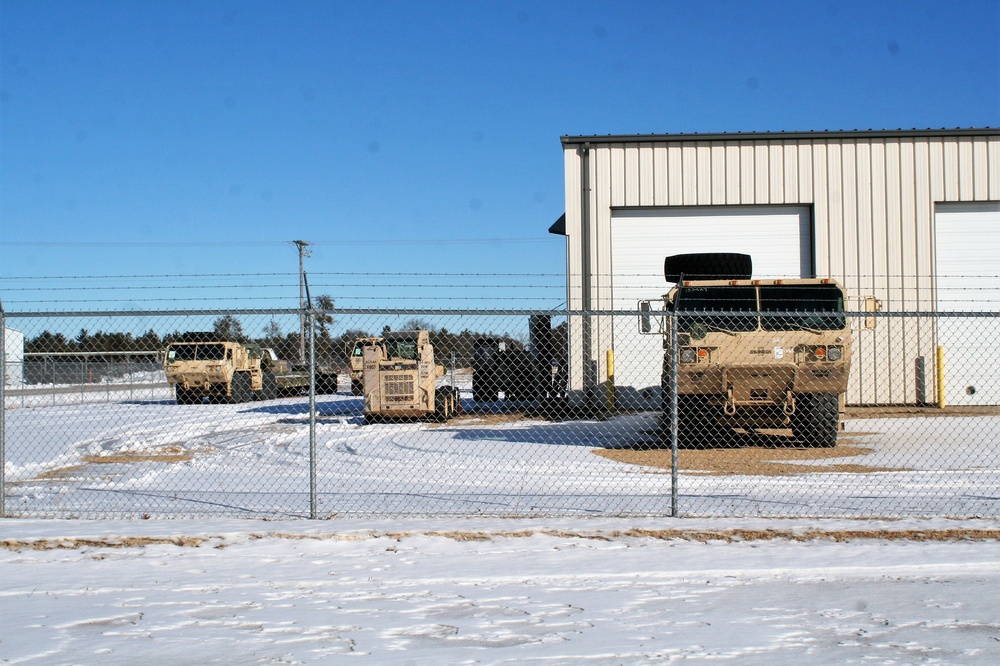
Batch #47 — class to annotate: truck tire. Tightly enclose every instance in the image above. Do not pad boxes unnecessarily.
[435,386,459,422]
[259,370,278,401]
[664,253,753,283]
[792,393,839,448]
[228,372,251,404]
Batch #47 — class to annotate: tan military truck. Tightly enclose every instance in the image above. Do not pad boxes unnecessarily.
[163,333,337,404]
[641,253,868,448]
[361,330,461,423]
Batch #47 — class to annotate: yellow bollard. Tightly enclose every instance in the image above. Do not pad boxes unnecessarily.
[936,346,946,409]
[606,349,615,413]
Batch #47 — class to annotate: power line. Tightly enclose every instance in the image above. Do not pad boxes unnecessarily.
[0,237,554,248]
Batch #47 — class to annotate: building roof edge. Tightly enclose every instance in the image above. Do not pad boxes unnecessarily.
[561,127,1000,145]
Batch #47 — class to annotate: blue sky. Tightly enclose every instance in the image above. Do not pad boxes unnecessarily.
[2,0,998,312]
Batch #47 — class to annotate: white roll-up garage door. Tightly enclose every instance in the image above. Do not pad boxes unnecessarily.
[935,203,1000,406]
[610,206,813,407]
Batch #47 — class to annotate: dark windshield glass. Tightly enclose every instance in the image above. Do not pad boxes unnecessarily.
[170,343,225,361]
[759,285,846,330]
[675,285,759,332]
[385,338,418,360]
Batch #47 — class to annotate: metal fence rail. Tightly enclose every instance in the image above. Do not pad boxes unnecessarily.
[2,307,998,519]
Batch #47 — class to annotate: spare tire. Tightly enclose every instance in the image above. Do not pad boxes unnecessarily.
[664,253,753,282]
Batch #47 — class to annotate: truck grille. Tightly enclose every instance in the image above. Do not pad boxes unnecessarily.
[383,373,415,403]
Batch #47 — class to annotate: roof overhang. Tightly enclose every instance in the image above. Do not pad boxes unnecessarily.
[561,127,1000,146]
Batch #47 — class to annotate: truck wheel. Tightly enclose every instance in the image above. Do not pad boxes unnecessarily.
[229,373,251,404]
[259,370,278,401]
[435,386,457,422]
[664,253,753,282]
[792,393,839,448]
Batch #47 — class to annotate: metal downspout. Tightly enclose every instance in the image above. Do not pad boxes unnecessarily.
[579,143,597,413]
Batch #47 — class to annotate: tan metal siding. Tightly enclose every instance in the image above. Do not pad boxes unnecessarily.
[990,136,1000,199]
[974,137,990,200]
[740,142,755,204]
[653,145,668,204]
[711,144,727,204]
[639,144,655,206]
[667,145,683,206]
[726,143,741,203]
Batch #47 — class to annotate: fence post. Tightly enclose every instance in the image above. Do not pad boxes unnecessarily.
[308,309,318,519]
[669,310,679,517]
[605,349,615,413]
[936,345,947,409]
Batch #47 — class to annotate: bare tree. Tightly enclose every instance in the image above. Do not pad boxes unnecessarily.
[213,315,246,341]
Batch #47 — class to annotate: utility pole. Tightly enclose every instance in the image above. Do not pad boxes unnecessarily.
[292,240,311,363]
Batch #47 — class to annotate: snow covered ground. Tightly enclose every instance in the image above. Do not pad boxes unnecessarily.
[2,517,1000,664]
[4,385,1000,662]
[4,380,1000,519]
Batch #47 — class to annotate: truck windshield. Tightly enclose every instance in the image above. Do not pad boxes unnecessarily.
[169,343,226,361]
[759,285,846,331]
[385,338,418,360]
[675,286,759,332]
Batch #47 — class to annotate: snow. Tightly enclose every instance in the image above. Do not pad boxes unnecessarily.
[3,383,1000,662]
[3,517,1000,663]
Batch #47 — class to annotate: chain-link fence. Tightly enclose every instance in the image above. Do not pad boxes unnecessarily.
[2,307,998,519]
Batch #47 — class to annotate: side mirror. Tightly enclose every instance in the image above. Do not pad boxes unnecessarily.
[640,301,652,334]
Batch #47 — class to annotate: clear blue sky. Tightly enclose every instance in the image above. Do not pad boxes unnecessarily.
[2,0,998,311]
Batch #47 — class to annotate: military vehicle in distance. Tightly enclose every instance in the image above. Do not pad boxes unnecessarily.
[360,329,461,424]
[162,332,338,404]
[640,253,871,448]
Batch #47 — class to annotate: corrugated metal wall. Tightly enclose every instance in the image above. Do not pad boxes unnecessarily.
[561,130,1000,405]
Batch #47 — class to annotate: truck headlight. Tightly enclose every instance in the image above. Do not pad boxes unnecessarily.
[680,347,698,363]
[826,346,843,362]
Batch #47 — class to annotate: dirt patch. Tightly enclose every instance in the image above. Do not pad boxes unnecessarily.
[442,412,542,427]
[27,447,199,484]
[1,536,208,551]
[594,445,906,476]
[80,448,195,465]
[33,465,91,481]
[5,528,999,551]
[846,405,1000,418]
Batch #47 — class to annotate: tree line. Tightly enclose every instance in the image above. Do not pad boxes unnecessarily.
[22,314,564,369]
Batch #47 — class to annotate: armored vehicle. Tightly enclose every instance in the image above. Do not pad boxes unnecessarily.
[361,330,461,423]
[641,254,861,448]
[163,332,337,404]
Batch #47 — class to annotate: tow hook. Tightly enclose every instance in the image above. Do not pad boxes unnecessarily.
[724,386,737,416]
[783,391,796,416]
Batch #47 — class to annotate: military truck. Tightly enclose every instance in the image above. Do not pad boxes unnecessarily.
[162,332,338,404]
[640,253,868,448]
[361,330,461,423]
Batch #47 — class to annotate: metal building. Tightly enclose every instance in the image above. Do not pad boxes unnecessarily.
[551,128,1000,409]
